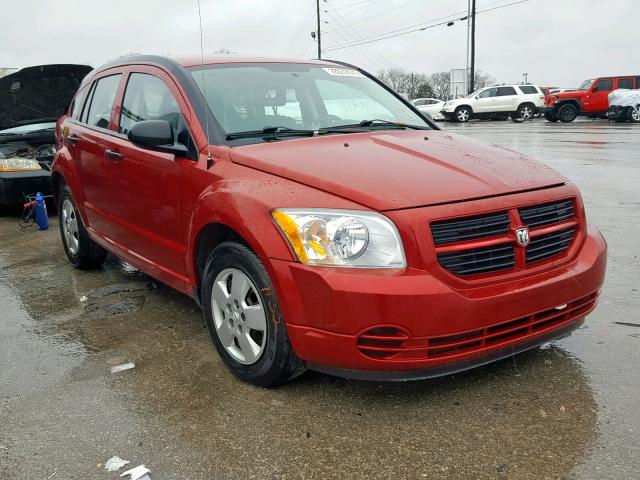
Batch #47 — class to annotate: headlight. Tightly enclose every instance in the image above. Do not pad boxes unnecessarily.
[272,209,406,268]
[0,157,42,172]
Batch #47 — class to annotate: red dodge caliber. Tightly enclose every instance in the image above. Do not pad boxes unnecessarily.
[53,56,607,386]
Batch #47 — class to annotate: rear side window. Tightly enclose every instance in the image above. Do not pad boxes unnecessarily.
[497,86,517,96]
[119,73,181,135]
[617,78,633,89]
[593,79,613,92]
[83,74,122,129]
[70,84,89,120]
[636,77,640,88]
[518,85,538,94]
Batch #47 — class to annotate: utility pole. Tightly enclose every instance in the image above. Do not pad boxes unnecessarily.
[316,0,322,59]
[465,0,471,94]
[469,0,476,93]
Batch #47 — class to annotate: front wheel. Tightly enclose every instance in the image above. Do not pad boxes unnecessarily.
[201,242,305,387]
[58,185,107,269]
[558,103,578,122]
[454,106,472,123]
[628,106,640,123]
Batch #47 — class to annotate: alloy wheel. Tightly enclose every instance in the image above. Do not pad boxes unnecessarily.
[457,109,470,122]
[61,199,79,255]
[210,268,267,365]
[631,107,640,122]
[520,106,533,119]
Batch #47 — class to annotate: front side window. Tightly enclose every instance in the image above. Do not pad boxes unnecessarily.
[119,73,181,135]
[593,79,613,92]
[478,88,498,98]
[497,86,517,96]
[189,63,430,137]
[83,74,122,129]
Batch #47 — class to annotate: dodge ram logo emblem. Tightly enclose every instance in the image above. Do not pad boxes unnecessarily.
[516,227,530,247]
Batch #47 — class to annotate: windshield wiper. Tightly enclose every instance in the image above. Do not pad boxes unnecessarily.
[226,126,315,141]
[319,119,429,133]
[358,119,429,130]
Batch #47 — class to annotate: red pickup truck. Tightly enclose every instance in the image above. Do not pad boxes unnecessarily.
[544,75,640,122]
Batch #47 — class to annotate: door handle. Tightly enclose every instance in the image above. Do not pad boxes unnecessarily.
[105,149,124,161]
[67,134,79,145]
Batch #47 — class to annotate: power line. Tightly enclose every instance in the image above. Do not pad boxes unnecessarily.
[285,9,315,56]
[322,9,388,71]
[328,0,375,11]
[322,1,395,70]
[345,0,422,28]
[332,0,386,17]
[324,0,513,47]
[324,0,530,52]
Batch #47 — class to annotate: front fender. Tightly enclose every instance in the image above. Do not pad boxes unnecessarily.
[185,162,364,284]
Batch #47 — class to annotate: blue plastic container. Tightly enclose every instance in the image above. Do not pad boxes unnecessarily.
[35,192,49,230]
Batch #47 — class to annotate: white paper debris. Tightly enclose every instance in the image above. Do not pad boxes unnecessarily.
[79,295,88,302]
[120,465,151,480]
[110,362,136,374]
[105,456,130,472]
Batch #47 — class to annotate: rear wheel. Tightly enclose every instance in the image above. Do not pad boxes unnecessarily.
[517,103,535,120]
[558,103,578,122]
[201,242,305,386]
[454,106,472,123]
[58,185,107,269]
[628,106,640,123]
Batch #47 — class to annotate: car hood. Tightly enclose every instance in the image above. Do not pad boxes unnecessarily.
[0,64,92,131]
[555,90,586,99]
[229,130,566,211]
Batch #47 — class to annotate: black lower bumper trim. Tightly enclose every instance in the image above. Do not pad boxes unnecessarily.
[308,317,584,381]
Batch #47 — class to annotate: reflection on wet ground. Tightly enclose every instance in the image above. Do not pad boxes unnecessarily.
[0,118,638,479]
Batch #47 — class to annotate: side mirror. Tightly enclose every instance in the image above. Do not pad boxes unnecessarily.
[128,120,188,156]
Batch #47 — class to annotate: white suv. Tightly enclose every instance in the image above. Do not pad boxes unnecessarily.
[440,84,545,122]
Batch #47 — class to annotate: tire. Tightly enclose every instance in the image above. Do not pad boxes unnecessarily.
[201,242,305,387]
[516,103,535,120]
[558,103,578,122]
[544,111,558,122]
[628,106,640,123]
[454,106,472,123]
[58,185,107,269]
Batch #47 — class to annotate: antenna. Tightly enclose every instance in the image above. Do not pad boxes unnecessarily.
[196,0,213,167]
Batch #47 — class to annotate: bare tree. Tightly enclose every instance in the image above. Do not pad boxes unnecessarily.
[472,70,495,90]
[428,72,452,101]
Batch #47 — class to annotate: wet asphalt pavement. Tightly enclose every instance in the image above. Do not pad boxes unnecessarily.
[1,118,638,479]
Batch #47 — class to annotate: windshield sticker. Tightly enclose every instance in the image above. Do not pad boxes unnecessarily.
[323,67,365,77]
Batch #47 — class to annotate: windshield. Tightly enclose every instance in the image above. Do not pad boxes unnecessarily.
[189,63,430,137]
[0,122,55,134]
[578,79,594,91]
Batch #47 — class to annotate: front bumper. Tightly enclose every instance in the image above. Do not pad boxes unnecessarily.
[0,170,52,205]
[267,224,606,380]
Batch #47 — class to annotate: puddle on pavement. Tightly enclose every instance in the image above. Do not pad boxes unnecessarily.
[0,219,600,479]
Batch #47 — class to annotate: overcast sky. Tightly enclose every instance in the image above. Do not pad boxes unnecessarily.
[2,0,638,87]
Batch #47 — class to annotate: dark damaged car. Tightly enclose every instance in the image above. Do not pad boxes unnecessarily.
[0,64,92,204]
